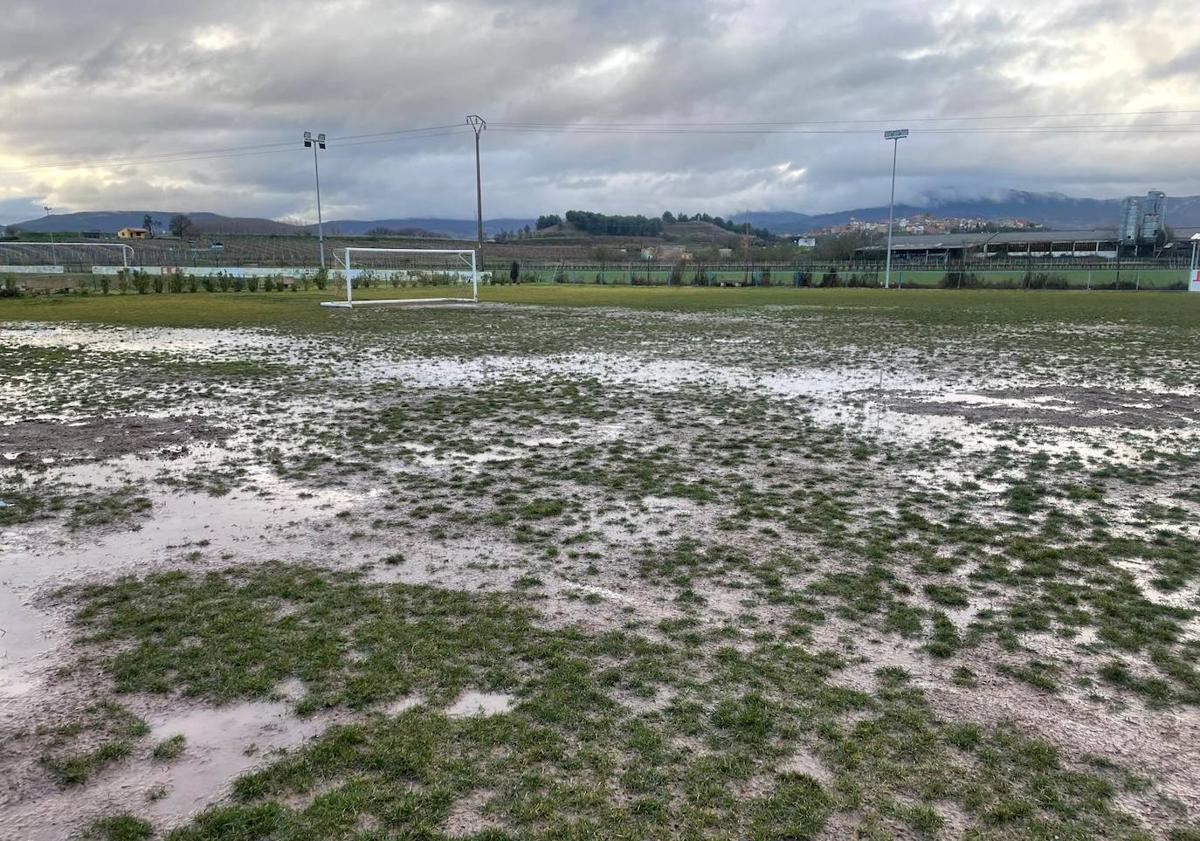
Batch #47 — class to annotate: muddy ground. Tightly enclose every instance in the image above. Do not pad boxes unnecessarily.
[2,299,1199,840]
[1,417,222,468]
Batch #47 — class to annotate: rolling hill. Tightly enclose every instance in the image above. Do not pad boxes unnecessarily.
[9,191,1200,239]
[5,211,536,238]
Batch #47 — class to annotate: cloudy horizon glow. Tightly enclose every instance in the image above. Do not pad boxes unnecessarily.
[2,0,1200,225]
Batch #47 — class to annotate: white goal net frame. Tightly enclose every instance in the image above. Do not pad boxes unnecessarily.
[320,247,479,308]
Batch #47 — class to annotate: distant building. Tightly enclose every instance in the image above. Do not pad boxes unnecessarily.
[794,236,816,248]
[1118,190,1167,247]
[117,227,148,239]
[854,230,1121,262]
[656,244,692,261]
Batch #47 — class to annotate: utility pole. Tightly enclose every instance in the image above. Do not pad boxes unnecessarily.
[466,115,486,250]
[303,131,327,269]
[882,129,908,289]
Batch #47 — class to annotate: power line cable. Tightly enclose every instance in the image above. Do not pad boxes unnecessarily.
[490,124,1200,136]
[5,108,1200,176]
[0,124,472,176]
[493,108,1200,128]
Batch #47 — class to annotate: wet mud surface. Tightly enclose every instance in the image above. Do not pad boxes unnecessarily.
[2,300,1199,839]
[1,416,222,468]
[893,386,1200,430]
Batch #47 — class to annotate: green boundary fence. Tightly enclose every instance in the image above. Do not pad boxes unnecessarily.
[486,264,1191,291]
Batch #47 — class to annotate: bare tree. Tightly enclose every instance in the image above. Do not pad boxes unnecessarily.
[169,214,194,241]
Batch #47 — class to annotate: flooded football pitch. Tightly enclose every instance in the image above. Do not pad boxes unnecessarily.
[3,289,1200,839]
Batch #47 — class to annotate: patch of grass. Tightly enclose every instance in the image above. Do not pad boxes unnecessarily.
[37,700,149,786]
[749,773,832,840]
[68,484,152,530]
[518,498,565,519]
[1099,661,1174,707]
[42,739,134,786]
[61,565,1158,840]
[152,734,186,761]
[925,613,962,658]
[998,659,1060,693]
[923,583,970,608]
[82,814,155,841]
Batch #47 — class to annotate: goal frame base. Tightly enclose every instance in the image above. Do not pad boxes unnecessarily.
[320,296,476,308]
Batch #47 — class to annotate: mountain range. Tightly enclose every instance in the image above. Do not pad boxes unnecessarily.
[729,191,1200,234]
[2,211,530,238]
[7,191,1200,237]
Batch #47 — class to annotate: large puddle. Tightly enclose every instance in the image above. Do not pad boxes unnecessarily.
[0,451,358,701]
[0,699,333,841]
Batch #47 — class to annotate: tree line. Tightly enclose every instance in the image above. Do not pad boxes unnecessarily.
[562,211,665,237]
[531,210,776,241]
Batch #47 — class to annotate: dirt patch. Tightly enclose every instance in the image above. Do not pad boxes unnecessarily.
[892,386,1200,429]
[1,416,222,468]
[443,789,500,837]
[927,660,1200,828]
[445,692,514,717]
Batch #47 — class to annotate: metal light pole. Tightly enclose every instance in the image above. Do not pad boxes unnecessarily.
[1190,233,1200,290]
[466,115,486,250]
[882,129,908,289]
[304,131,327,269]
[43,205,59,266]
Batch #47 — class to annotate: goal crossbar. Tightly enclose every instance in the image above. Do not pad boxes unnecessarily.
[320,247,479,308]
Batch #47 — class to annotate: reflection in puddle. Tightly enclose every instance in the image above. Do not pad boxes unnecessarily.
[143,700,330,819]
[0,457,357,704]
[0,699,333,841]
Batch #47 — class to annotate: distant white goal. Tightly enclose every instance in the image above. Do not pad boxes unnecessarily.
[320,248,479,308]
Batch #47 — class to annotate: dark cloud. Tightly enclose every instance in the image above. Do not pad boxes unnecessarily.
[1,0,1198,224]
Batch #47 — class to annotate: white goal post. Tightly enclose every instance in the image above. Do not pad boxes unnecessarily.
[320,247,479,308]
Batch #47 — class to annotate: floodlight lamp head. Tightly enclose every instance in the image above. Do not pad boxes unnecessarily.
[884,129,910,140]
[303,130,312,148]
[317,133,326,149]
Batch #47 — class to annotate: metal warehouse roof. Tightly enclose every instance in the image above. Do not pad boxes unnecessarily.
[880,229,1120,250]
[864,227,1123,250]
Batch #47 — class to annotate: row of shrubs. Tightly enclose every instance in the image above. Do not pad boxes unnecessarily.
[2,268,1188,297]
[348,270,479,288]
[544,269,894,287]
[940,271,1073,289]
[1,267,492,297]
[31,269,334,296]
[938,271,1188,290]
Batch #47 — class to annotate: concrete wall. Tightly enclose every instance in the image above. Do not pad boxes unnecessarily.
[88,265,316,278]
[0,265,63,274]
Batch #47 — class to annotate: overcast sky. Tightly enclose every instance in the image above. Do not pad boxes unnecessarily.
[2,0,1200,224]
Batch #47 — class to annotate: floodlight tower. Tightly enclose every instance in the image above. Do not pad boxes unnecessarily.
[43,205,58,266]
[882,129,909,290]
[304,131,327,269]
[1190,232,1200,289]
[466,115,487,250]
